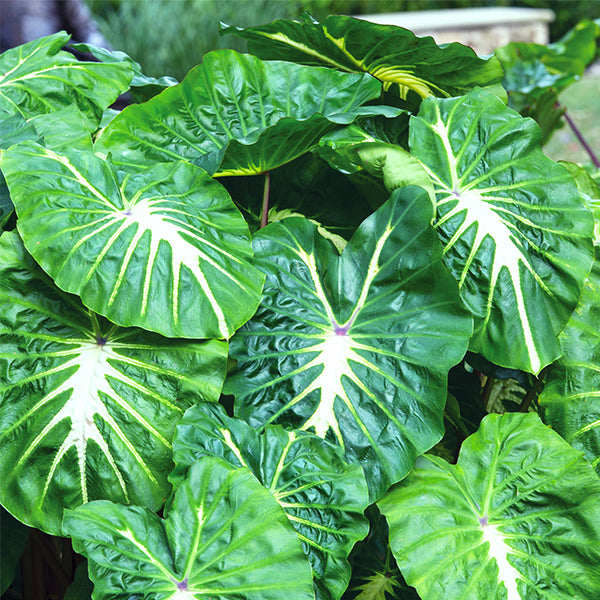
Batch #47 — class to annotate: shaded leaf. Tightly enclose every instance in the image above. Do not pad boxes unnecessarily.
[539,250,600,475]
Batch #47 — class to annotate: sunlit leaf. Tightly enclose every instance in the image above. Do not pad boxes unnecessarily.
[96,49,400,176]
[410,87,594,373]
[0,142,264,339]
[379,412,600,600]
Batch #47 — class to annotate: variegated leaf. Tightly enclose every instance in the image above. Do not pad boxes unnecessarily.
[171,402,369,600]
[225,187,472,500]
[0,231,227,534]
[0,142,264,339]
[410,87,594,373]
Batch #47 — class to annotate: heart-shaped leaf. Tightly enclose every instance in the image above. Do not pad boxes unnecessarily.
[539,250,600,475]
[0,32,133,129]
[171,402,369,600]
[378,412,600,600]
[96,49,400,176]
[225,187,473,500]
[0,231,227,534]
[0,142,264,339]
[221,15,503,101]
[410,87,594,373]
[64,458,315,600]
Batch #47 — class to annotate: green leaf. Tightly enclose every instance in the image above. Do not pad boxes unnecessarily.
[410,87,594,373]
[171,402,369,600]
[0,142,264,339]
[317,124,435,204]
[225,187,473,500]
[0,32,133,129]
[539,251,600,475]
[0,231,227,534]
[96,49,400,176]
[378,412,600,600]
[70,42,178,102]
[0,506,28,593]
[64,458,315,600]
[221,14,503,101]
[64,562,93,600]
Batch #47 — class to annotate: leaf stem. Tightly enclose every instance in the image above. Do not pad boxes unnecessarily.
[557,101,600,168]
[260,171,271,229]
[519,367,547,412]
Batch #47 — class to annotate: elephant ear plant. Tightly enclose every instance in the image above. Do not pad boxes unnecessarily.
[1,14,600,600]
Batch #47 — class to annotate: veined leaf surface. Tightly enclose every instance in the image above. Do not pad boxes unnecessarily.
[96,49,400,176]
[171,402,369,600]
[70,42,178,102]
[0,232,227,534]
[539,251,600,475]
[0,143,264,339]
[221,15,503,101]
[378,412,600,600]
[225,187,473,500]
[410,87,594,373]
[0,32,133,129]
[64,458,315,600]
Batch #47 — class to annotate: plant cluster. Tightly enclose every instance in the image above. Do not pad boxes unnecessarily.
[1,13,600,600]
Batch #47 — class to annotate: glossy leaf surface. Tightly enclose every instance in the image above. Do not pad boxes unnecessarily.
[0,143,264,339]
[379,412,600,600]
[410,87,594,373]
[540,251,600,475]
[96,49,399,176]
[0,32,132,129]
[64,458,315,600]
[0,232,227,534]
[70,42,178,102]
[225,187,472,500]
[171,402,369,600]
[221,15,503,101]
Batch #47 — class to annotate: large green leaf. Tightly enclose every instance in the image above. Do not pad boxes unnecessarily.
[64,458,315,600]
[0,231,227,534]
[0,32,133,129]
[410,87,594,373]
[96,49,400,176]
[70,42,178,102]
[378,412,600,600]
[0,142,264,339]
[170,402,369,600]
[221,14,503,102]
[225,187,472,500]
[539,251,600,475]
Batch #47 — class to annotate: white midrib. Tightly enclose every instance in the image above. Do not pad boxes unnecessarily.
[432,117,541,373]
[481,523,522,600]
[290,229,392,441]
